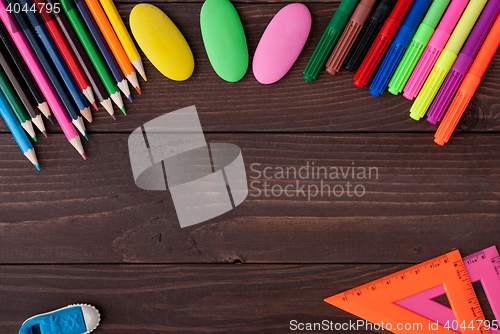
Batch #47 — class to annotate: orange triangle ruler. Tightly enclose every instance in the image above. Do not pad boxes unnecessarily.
[325,250,490,334]
[396,246,500,334]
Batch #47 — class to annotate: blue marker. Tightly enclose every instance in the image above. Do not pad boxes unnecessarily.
[0,89,40,170]
[369,0,433,97]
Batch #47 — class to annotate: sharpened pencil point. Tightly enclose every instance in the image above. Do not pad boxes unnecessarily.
[135,86,142,94]
[35,164,40,171]
[142,74,147,81]
[42,130,47,138]
[47,115,54,125]
[121,107,126,115]
[111,114,116,121]
[84,131,89,140]
[32,135,37,142]
[81,152,87,160]
[81,108,93,123]
[92,102,98,110]
[127,95,133,103]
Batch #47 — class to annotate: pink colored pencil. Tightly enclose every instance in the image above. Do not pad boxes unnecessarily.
[0,0,85,159]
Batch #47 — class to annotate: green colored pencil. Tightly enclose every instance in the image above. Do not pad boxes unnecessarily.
[0,66,36,141]
[58,0,126,115]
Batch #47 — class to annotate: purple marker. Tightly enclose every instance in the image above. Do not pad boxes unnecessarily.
[427,0,500,124]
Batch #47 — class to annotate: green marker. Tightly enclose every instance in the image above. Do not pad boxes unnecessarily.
[303,0,360,82]
[58,0,126,115]
[388,0,451,95]
[0,67,36,141]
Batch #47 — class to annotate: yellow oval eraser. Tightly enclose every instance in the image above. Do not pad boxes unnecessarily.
[129,4,194,81]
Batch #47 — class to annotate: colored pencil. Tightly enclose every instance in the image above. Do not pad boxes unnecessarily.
[3,0,88,138]
[0,1,85,158]
[16,0,92,124]
[0,23,51,121]
[0,65,36,140]
[0,88,39,170]
[47,0,116,118]
[99,0,146,81]
[59,0,126,114]
[85,0,140,94]
[32,0,98,113]
[0,44,46,136]
[72,0,132,102]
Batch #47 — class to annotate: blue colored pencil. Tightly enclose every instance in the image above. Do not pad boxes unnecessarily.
[72,0,131,102]
[0,88,39,170]
[5,0,87,139]
[16,0,92,123]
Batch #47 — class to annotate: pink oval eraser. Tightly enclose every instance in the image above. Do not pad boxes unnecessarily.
[252,3,311,84]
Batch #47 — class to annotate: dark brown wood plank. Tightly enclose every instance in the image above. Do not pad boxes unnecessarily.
[0,133,498,264]
[1,3,499,133]
[0,264,495,333]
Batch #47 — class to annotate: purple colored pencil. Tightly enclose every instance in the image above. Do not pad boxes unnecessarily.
[427,0,500,124]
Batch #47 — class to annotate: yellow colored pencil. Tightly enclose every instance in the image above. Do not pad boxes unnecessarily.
[99,0,146,81]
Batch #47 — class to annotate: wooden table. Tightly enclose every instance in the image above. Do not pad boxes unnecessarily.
[1,0,499,332]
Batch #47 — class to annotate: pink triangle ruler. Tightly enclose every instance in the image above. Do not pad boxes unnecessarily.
[396,246,500,333]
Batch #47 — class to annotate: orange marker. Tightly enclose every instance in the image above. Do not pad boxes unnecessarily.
[84,0,141,94]
[435,14,500,146]
[325,250,490,334]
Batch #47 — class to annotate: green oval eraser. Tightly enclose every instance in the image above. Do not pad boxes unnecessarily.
[200,0,248,82]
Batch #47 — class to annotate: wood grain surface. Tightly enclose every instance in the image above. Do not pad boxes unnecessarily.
[0,1,499,333]
[0,3,498,134]
[0,264,496,333]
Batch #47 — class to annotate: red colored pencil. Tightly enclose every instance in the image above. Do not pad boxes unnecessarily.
[33,0,97,118]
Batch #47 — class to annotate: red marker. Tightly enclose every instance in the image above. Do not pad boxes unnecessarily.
[353,0,415,88]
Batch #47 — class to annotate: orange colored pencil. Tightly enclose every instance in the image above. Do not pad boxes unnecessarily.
[83,0,141,94]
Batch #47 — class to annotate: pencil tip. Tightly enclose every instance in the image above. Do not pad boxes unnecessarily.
[121,107,127,115]
[35,164,40,171]
[111,114,116,121]
[92,102,98,110]
[135,87,142,94]
[42,131,47,138]
[48,115,54,125]
[84,132,89,141]
[127,95,133,103]
[33,136,37,142]
[81,152,87,160]
[142,74,147,81]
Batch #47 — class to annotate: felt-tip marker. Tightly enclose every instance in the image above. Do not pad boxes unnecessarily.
[303,0,360,82]
[353,0,416,88]
[369,0,433,97]
[434,14,500,146]
[427,0,500,124]
[387,0,451,95]
[409,0,488,120]
[325,0,377,75]
[344,0,397,72]
[403,0,469,100]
